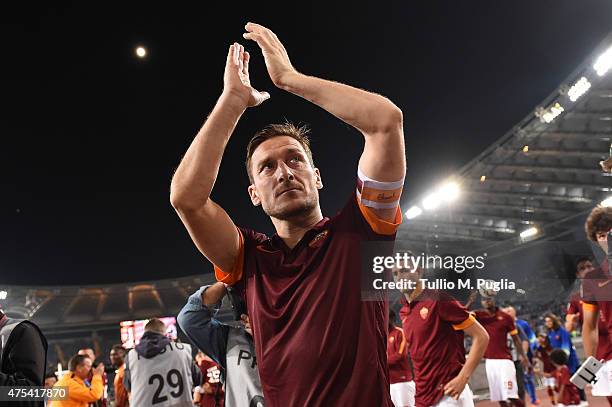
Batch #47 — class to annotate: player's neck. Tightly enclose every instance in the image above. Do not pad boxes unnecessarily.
[271,208,324,249]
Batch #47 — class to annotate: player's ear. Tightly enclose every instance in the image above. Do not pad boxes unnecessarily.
[248,184,261,206]
[314,168,323,189]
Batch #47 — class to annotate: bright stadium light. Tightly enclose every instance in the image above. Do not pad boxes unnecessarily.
[568,77,591,102]
[601,196,612,207]
[421,181,461,211]
[422,192,441,211]
[519,227,538,239]
[594,45,612,76]
[0,291,7,300]
[540,103,565,124]
[439,182,460,202]
[405,205,423,219]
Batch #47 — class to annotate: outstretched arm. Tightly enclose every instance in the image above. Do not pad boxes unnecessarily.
[170,43,269,272]
[244,23,405,221]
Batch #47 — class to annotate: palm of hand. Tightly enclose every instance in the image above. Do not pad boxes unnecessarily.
[224,43,269,108]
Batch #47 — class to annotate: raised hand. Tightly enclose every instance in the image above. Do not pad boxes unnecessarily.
[243,22,298,89]
[223,42,270,108]
[93,363,105,376]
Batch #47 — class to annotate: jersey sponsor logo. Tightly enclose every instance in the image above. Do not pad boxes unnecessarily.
[308,230,329,248]
[419,307,429,320]
[598,280,611,288]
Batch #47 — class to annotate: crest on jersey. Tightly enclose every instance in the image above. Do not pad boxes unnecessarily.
[389,336,395,343]
[497,316,503,320]
[420,307,429,320]
[308,230,329,248]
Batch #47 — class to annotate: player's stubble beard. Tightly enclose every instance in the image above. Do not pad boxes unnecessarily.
[264,188,319,221]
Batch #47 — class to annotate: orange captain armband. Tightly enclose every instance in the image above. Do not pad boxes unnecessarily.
[214,228,245,286]
[356,168,404,210]
[356,168,404,235]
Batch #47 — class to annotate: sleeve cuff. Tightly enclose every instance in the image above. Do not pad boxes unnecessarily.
[214,228,245,285]
[583,302,599,312]
[509,329,518,336]
[453,314,476,331]
[357,201,403,235]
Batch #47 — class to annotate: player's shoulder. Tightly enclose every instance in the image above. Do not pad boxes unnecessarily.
[238,226,269,245]
[472,308,486,317]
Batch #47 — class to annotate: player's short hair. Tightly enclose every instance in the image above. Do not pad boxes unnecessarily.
[585,206,612,242]
[111,344,126,355]
[245,122,314,183]
[550,348,568,365]
[574,256,593,274]
[45,371,58,380]
[575,256,592,269]
[144,318,167,334]
[69,354,90,371]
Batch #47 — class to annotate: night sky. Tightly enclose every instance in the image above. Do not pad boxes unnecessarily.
[3,1,612,285]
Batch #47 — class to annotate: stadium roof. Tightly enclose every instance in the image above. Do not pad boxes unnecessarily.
[0,274,224,332]
[398,31,612,248]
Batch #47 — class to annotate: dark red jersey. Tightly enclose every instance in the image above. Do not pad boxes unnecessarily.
[215,194,401,406]
[399,289,475,407]
[474,308,517,360]
[388,325,413,384]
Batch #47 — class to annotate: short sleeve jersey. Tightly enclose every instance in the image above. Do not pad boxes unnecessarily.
[567,291,612,361]
[399,289,475,407]
[474,308,517,360]
[581,260,612,350]
[215,193,401,407]
[387,325,413,384]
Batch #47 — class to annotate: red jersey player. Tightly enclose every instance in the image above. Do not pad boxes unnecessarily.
[582,206,612,405]
[534,334,556,405]
[474,296,530,407]
[171,23,405,406]
[550,349,581,407]
[394,266,489,407]
[566,257,612,364]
